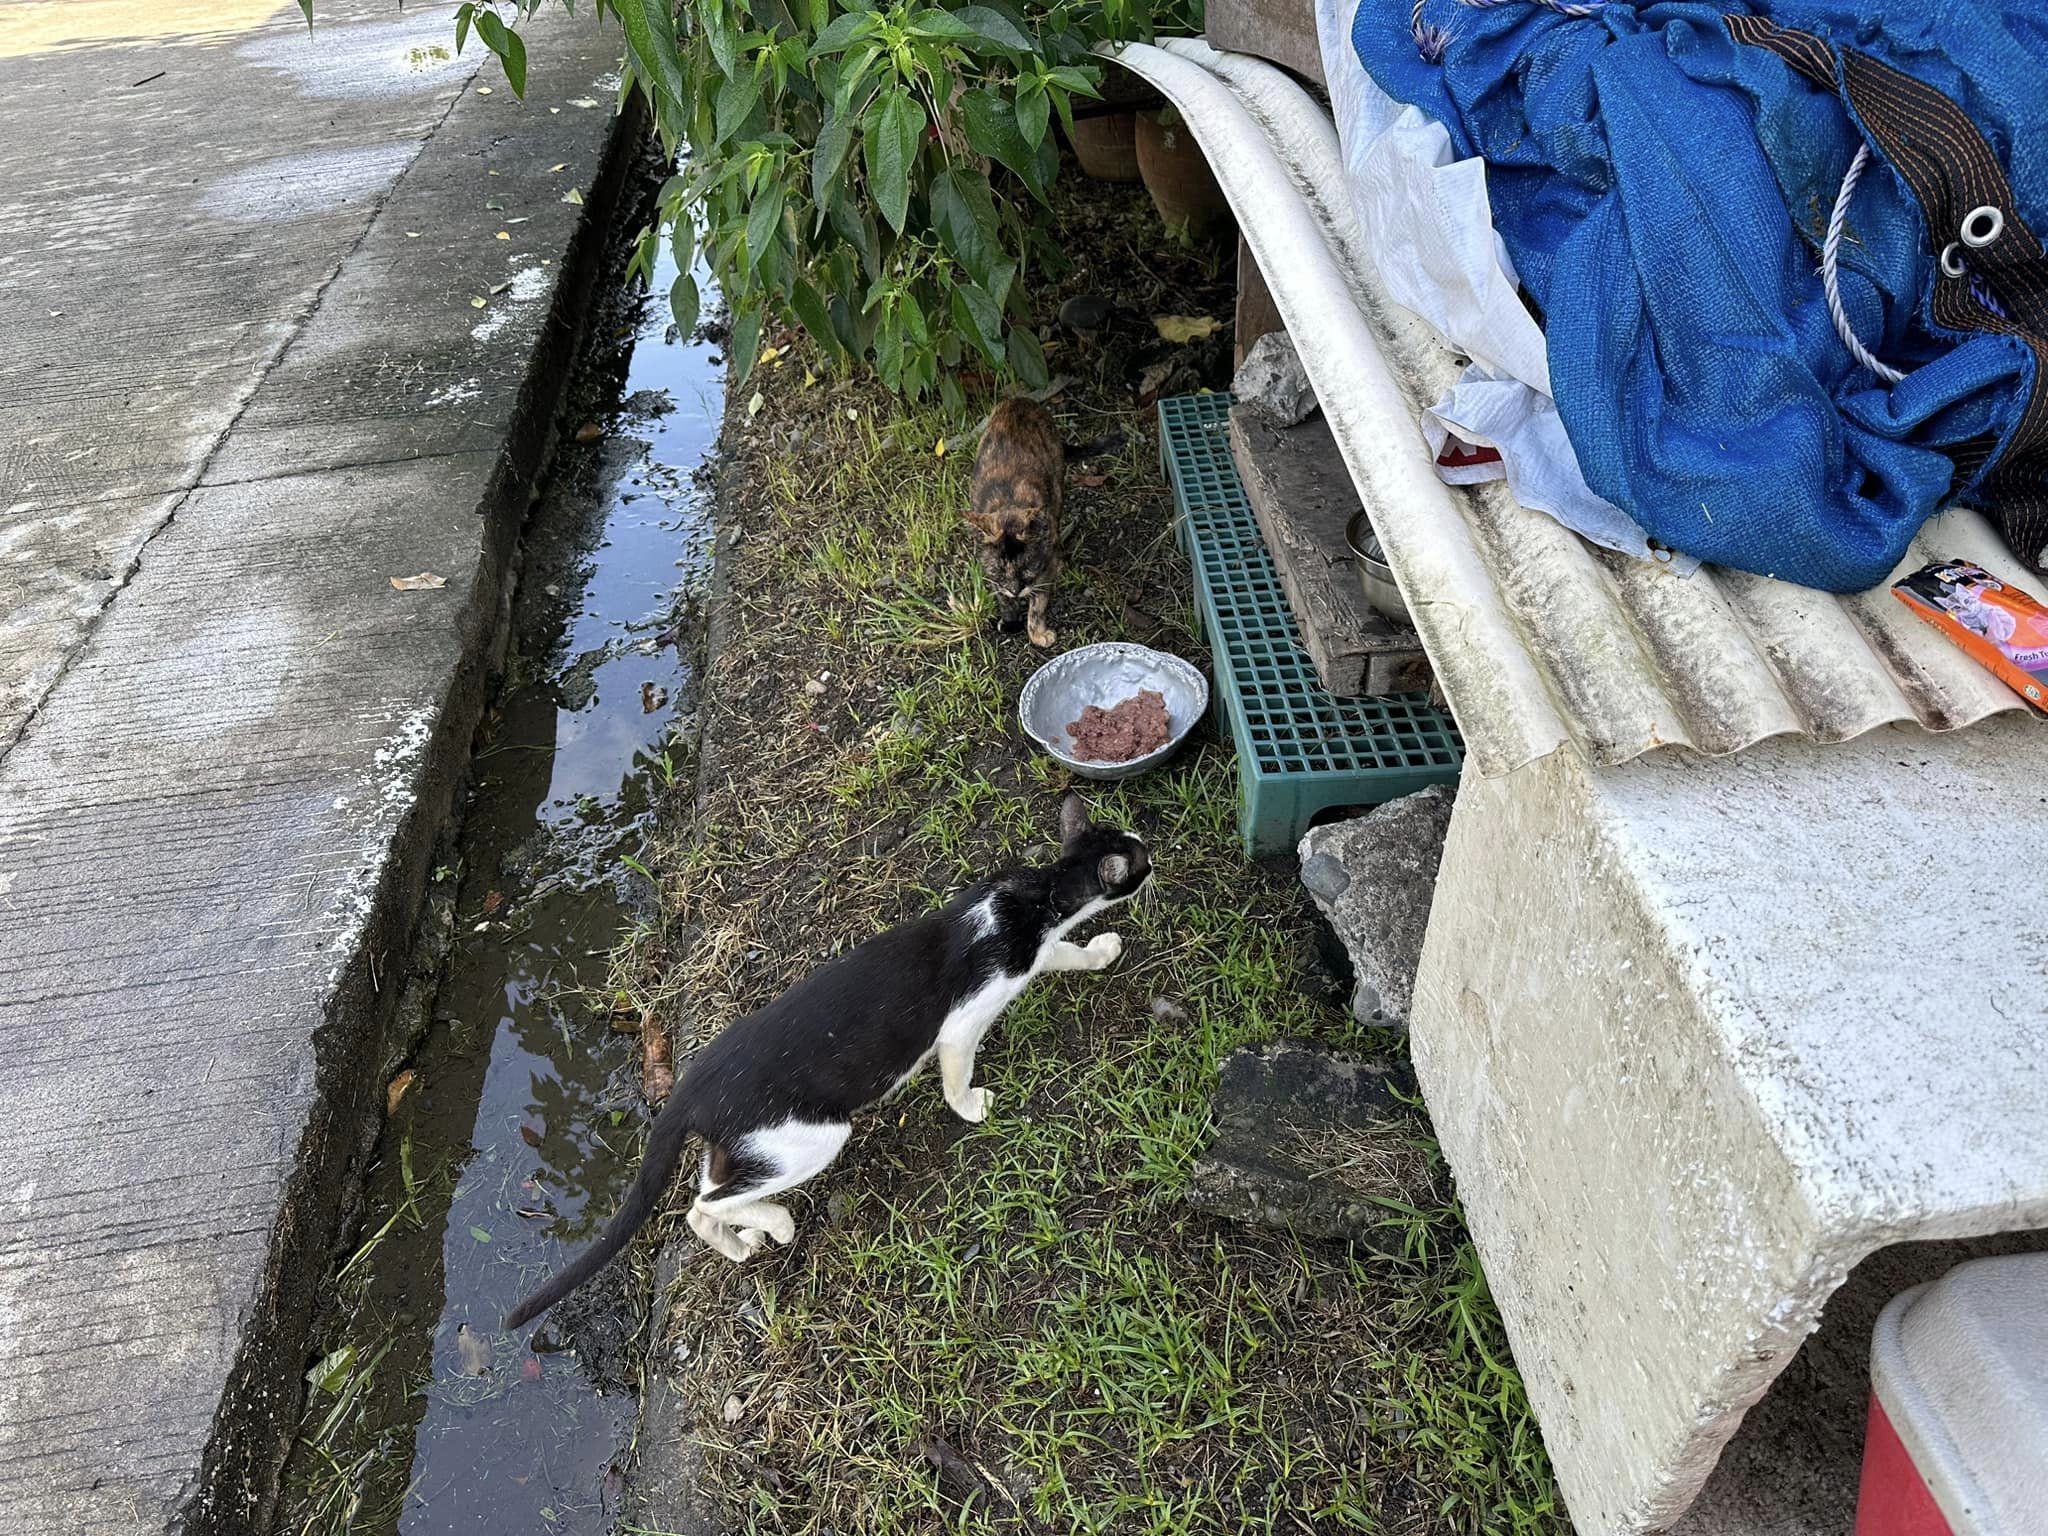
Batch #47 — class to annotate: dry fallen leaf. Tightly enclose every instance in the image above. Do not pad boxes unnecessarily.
[489,279,514,295]
[476,85,493,96]
[641,681,667,713]
[1136,359,1177,401]
[574,421,603,443]
[561,187,584,205]
[456,1324,491,1376]
[547,162,568,173]
[482,889,504,916]
[757,344,781,365]
[934,436,946,458]
[469,296,487,309]
[642,1010,674,1103]
[722,1394,745,1424]
[1153,314,1221,343]
[390,572,448,591]
[1074,472,1108,488]
[385,1069,415,1115]
[405,230,421,239]
[569,96,600,108]
[495,230,511,241]
[747,391,765,418]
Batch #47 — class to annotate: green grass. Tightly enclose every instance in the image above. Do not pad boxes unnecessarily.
[617,348,1560,1533]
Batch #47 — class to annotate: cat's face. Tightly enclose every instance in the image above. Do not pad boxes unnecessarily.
[1056,793,1153,907]
[975,517,1053,633]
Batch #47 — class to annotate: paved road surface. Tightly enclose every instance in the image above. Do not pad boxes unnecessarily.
[0,4,639,1530]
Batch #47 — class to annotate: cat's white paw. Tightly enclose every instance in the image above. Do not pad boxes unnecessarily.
[740,1201,796,1246]
[1087,932,1123,968]
[690,1204,753,1263]
[951,1086,991,1124]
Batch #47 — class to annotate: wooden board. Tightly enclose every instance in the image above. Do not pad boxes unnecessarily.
[1234,234,1285,372]
[1228,406,1435,698]
[1205,0,1327,88]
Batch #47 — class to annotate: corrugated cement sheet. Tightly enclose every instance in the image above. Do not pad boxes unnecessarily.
[1109,37,2048,778]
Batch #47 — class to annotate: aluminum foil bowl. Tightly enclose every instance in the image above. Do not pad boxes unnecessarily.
[1018,642,1209,781]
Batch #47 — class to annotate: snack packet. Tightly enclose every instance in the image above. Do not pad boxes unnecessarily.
[1892,561,2048,711]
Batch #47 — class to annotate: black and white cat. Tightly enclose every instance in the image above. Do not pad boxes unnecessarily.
[504,793,1152,1329]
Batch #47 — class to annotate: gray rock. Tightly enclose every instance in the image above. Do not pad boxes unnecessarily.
[1231,331,1318,427]
[1297,785,1456,1028]
[1187,1041,1430,1245]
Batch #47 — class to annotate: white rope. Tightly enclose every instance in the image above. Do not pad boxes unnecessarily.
[1822,142,1905,385]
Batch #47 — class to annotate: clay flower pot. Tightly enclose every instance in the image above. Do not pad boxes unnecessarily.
[1134,106,1229,237]
[1066,111,1142,181]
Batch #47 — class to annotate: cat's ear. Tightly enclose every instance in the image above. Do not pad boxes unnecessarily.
[1097,854,1131,889]
[1059,791,1091,850]
[963,505,1001,541]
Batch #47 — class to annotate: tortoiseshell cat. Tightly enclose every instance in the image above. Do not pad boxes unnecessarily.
[965,399,1120,648]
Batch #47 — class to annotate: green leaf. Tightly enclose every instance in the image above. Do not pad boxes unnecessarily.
[1007,323,1049,388]
[704,0,739,77]
[468,1225,493,1243]
[951,283,1005,363]
[809,9,876,56]
[611,0,691,110]
[625,224,660,288]
[1048,65,1102,97]
[671,217,696,275]
[454,3,474,54]
[472,11,528,97]
[670,272,701,337]
[1016,84,1049,149]
[863,88,925,234]
[715,66,763,145]
[946,5,1033,50]
[789,277,839,357]
[305,1345,355,1394]
[927,169,1001,289]
[959,88,1043,199]
[812,104,856,210]
[730,300,767,383]
[745,183,786,270]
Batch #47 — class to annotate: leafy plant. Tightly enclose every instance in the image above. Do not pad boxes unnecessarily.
[451,0,1200,405]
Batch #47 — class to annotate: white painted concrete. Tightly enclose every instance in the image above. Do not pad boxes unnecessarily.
[1413,718,2048,1533]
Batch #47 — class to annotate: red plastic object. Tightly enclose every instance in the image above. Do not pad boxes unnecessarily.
[1855,1393,1955,1536]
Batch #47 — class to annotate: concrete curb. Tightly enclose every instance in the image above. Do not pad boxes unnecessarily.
[196,75,653,1536]
[0,14,648,1534]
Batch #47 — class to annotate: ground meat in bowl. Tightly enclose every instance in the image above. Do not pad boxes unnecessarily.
[1066,689,1171,763]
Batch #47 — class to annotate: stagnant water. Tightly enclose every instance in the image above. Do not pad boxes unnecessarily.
[279,231,721,1536]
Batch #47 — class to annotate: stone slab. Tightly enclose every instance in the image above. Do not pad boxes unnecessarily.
[1187,1041,1426,1244]
[1297,785,1455,1028]
[0,7,644,1533]
[1228,406,1432,697]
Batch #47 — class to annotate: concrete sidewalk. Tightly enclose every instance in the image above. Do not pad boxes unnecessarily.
[0,4,641,1531]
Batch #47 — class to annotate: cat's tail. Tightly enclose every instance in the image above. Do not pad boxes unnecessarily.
[502,1074,699,1330]
[1063,428,1127,462]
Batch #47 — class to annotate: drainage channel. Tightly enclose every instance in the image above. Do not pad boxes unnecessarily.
[279,220,721,1536]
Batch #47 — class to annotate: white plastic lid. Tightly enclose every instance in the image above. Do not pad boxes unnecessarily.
[1870,1253,2048,1536]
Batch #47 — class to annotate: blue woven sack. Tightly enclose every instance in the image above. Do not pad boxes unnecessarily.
[1353,0,2048,591]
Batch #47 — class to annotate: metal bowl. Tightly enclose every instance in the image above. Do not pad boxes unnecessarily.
[1018,642,1209,781]
[1345,508,1411,627]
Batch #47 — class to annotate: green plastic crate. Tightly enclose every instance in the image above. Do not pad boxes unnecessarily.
[1158,393,1463,855]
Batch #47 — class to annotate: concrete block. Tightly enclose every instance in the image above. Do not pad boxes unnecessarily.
[1297,785,1454,1028]
[1411,717,2048,1535]
[1232,330,1318,428]
[1187,1042,1427,1244]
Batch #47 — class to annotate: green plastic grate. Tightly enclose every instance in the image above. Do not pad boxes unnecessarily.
[1158,392,1463,855]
